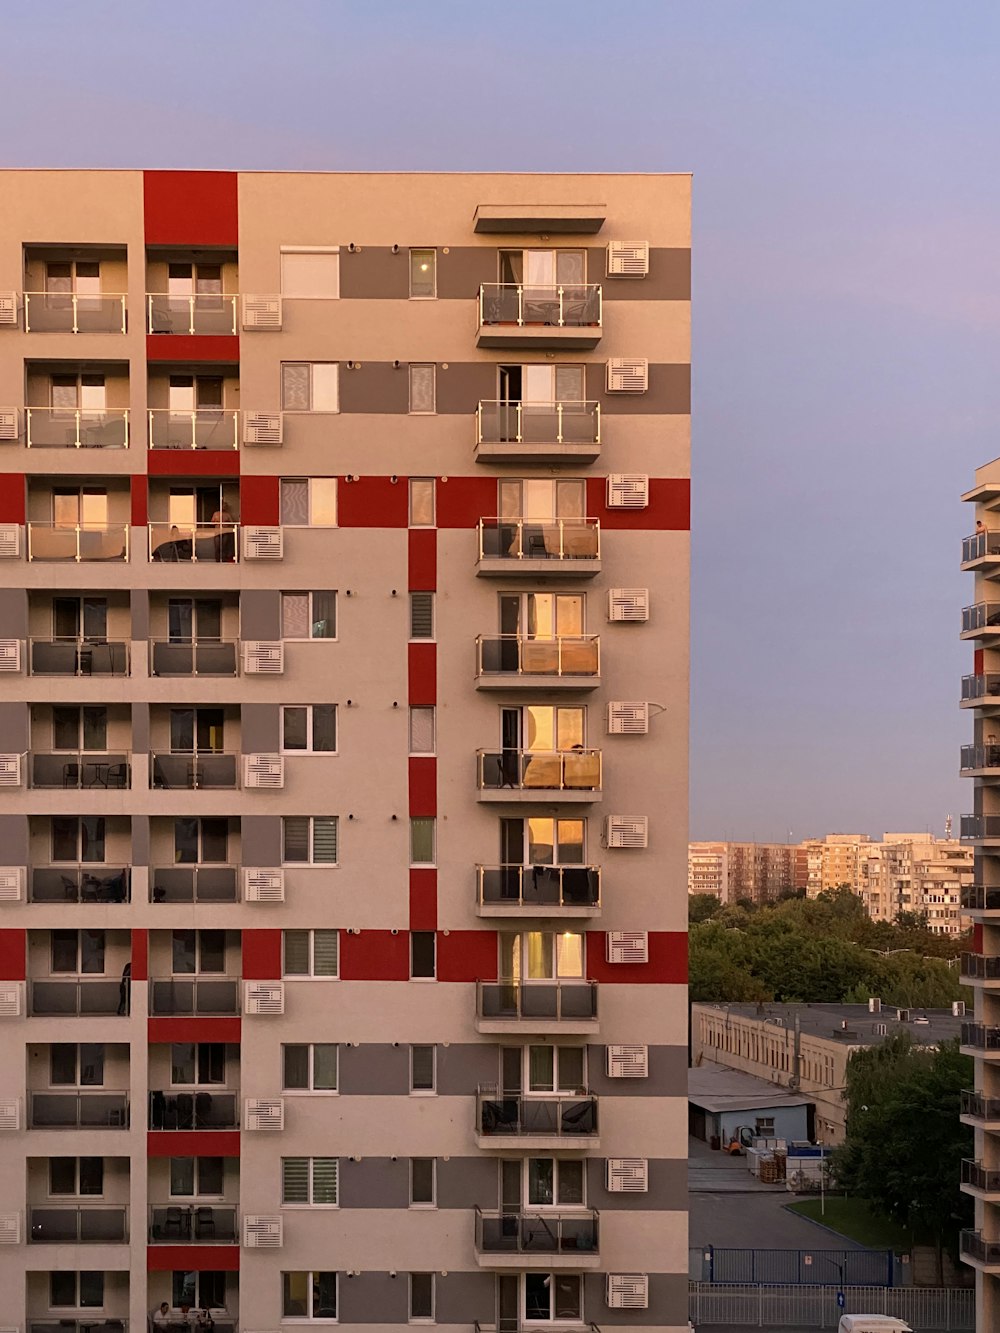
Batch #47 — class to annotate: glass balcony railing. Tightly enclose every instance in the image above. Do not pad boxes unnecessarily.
[29,638,129,676]
[477,749,602,794]
[476,401,601,449]
[149,1089,238,1130]
[149,1204,237,1243]
[150,752,239,790]
[961,673,1000,701]
[961,816,1000,840]
[476,1087,598,1138]
[477,865,601,911]
[27,522,128,562]
[148,409,239,450]
[478,518,600,564]
[151,865,239,904]
[961,1229,1000,1265]
[149,638,238,677]
[962,1160,1000,1192]
[961,746,1000,771]
[962,1022,1000,1051]
[29,979,124,1016]
[961,953,1000,981]
[147,293,238,335]
[149,522,238,563]
[25,407,129,449]
[478,284,602,330]
[23,291,127,334]
[149,977,241,1016]
[963,532,1000,563]
[29,1205,127,1242]
[30,866,130,904]
[29,1090,129,1128]
[30,1324,126,1333]
[961,885,1000,912]
[29,751,130,790]
[961,1089,1000,1121]
[963,603,1000,633]
[476,635,600,680]
[475,1206,599,1256]
[477,980,598,1023]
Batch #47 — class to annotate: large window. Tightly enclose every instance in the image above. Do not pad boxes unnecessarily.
[283,1043,338,1092]
[51,930,105,975]
[499,931,584,981]
[499,478,586,520]
[282,705,337,753]
[52,705,107,752]
[281,250,340,300]
[50,1271,103,1309]
[171,929,225,974]
[282,816,339,865]
[281,362,340,412]
[170,1042,225,1086]
[283,929,339,977]
[282,1272,338,1319]
[280,477,338,526]
[50,1044,103,1087]
[51,816,106,864]
[281,591,337,640]
[174,817,229,864]
[173,1271,226,1311]
[500,818,585,867]
[49,1157,103,1197]
[282,1157,339,1205]
[170,1156,224,1198]
[523,1273,581,1323]
[521,1044,585,1094]
[409,250,436,299]
[525,1157,584,1206]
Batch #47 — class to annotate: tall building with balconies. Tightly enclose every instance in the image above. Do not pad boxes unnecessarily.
[0,172,690,1333]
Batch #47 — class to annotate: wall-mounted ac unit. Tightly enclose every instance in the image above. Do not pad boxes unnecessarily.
[606,1044,649,1079]
[0,293,17,327]
[0,640,21,672]
[0,1213,21,1244]
[0,868,24,903]
[0,410,19,441]
[244,1097,284,1131]
[243,412,283,446]
[244,867,285,904]
[244,754,284,789]
[607,473,649,509]
[242,295,283,331]
[605,358,649,393]
[606,242,650,278]
[606,931,649,965]
[606,1158,649,1193]
[874,1022,887,1036]
[953,1000,966,1017]
[607,702,650,735]
[0,526,21,560]
[603,816,648,849]
[243,1215,283,1248]
[607,588,649,623]
[0,984,23,1017]
[243,641,284,675]
[0,1100,20,1130]
[606,1273,649,1309]
[245,981,285,1015]
[0,755,22,788]
[243,526,284,560]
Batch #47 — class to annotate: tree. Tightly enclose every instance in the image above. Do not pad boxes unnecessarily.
[688,893,722,924]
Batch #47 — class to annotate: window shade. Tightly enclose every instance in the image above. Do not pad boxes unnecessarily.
[283,817,309,863]
[313,817,338,863]
[283,931,309,975]
[410,592,434,638]
[282,1156,309,1203]
[409,364,435,413]
[313,930,339,976]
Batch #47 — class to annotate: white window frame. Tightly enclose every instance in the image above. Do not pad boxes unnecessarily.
[280,247,341,300]
[408,363,437,414]
[524,1044,587,1095]
[409,1272,435,1324]
[281,816,340,866]
[408,476,436,524]
[524,1155,586,1208]
[281,591,338,641]
[409,249,437,300]
[282,928,340,979]
[281,704,338,755]
[410,817,436,867]
[282,1270,339,1322]
[409,1044,436,1096]
[521,1273,582,1325]
[282,1042,339,1094]
[281,1156,340,1207]
[48,1156,104,1199]
[281,361,340,413]
[409,1156,436,1208]
[408,706,436,756]
[280,477,338,527]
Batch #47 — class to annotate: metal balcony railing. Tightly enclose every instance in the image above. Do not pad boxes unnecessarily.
[963,532,1000,562]
[151,865,239,904]
[29,1090,129,1128]
[149,638,238,677]
[962,745,1000,771]
[477,865,601,911]
[963,603,1000,633]
[476,1324,600,1333]
[29,979,124,1016]
[150,751,239,790]
[29,1323,127,1333]
[961,1229,1000,1265]
[149,1089,238,1130]
[149,977,241,1016]
[149,1204,238,1242]
[962,1089,1000,1121]
[475,1206,599,1255]
[477,979,598,1023]
[29,637,129,676]
[29,751,131,790]
[476,1087,598,1138]
[961,816,1000,840]
[27,522,128,562]
[962,1160,1000,1192]
[478,518,600,563]
[476,635,600,679]
[149,522,239,563]
[477,749,602,793]
[30,866,130,904]
[477,400,601,447]
[25,407,129,449]
[147,292,238,335]
[23,291,127,334]
[962,884,1000,912]
[478,284,603,330]
[148,408,239,450]
[961,673,1000,701]
[962,1022,1000,1051]
[29,1205,127,1242]
[961,953,1000,980]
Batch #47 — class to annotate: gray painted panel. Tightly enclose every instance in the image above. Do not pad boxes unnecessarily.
[437,1042,498,1096]
[0,588,27,637]
[340,1043,411,1095]
[339,363,410,415]
[589,1045,688,1098]
[129,589,149,642]
[434,1270,496,1326]
[131,815,150,868]
[240,815,281,866]
[340,248,410,301]
[0,815,28,864]
[339,1157,410,1210]
[240,702,279,753]
[434,362,497,416]
[586,363,690,415]
[586,247,691,301]
[436,1154,498,1211]
[239,590,281,641]
[587,1157,687,1211]
[130,702,150,755]
[585,1272,689,1326]
[436,249,498,300]
[0,702,28,751]
[338,1270,409,1322]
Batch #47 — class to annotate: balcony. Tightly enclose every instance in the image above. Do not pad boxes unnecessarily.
[29,638,129,676]
[476,636,600,691]
[477,749,602,804]
[149,1204,237,1243]
[149,978,241,1016]
[475,401,601,464]
[474,1207,600,1268]
[961,1089,1000,1127]
[477,519,600,578]
[29,979,123,1016]
[28,1090,129,1129]
[961,745,1000,776]
[962,1022,1000,1056]
[147,293,238,335]
[149,1089,238,1130]
[476,1087,599,1148]
[29,1324,126,1333]
[150,638,238,676]
[476,866,601,917]
[27,522,128,562]
[477,284,603,349]
[962,603,1000,638]
[148,409,239,450]
[962,953,1000,985]
[151,865,239,904]
[23,291,127,334]
[149,522,239,563]
[961,674,1000,704]
[31,866,129,904]
[150,752,239,790]
[963,531,1000,570]
[25,407,129,449]
[477,980,598,1034]
[961,1229,1000,1271]
[29,751,130,790]
[962,885,1000,914]
[962,1159,1000,1199]
[961,816,1000,842]
[29,1205,127,1243]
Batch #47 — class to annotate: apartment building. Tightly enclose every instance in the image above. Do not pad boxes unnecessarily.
[0,172,690,1333]
[860,834,972,933]
[800,834,872,899]
[686,841,798,906]
[686,843,725,899]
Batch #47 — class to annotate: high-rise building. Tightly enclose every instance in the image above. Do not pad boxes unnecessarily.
[860,834,972,933]
[687,842,727,899]
[800,834,872,899]
[0,172,690,1332]
[686,841,797,905]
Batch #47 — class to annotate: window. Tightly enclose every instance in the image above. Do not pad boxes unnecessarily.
[409,249,436,299]
[283,929,340,977]
[409,707,436,755]
[51,929,105,975]
[173,1272,226,1311]
[174,817,228,864]
[50,1044,104,1087]
[410,1045,435,1093]
[410,818,436,866]
[283,1043,338,1092]
[408,364,436,414]
[47,259,101,295]
[526,1157,584,1206]
[52,595,107,642]
[171,929,225,974]
[524,1273,581,1323]
[49,1157,103,1197]
[282,1157,339,1205]
[281,362,340,412]
[281,249,340,300]
[409,477,435,524]
[500,818,585,867]
[50,1271,103,1309]
[171,1042,224,1086]
[282,705,337,753]
[755,1116,775,1136]
[282,1272,338,1319]
[410,592,434,639]
[409,1157,435,1206]
[501,704,585,753]
[498,363,586,407]
[499,478,586,520]
[51,372,106,410]
[282,816,339,865]
[409,1273,434,1322]
[499,592,583,639]
[280,477,338,526]
[524,1044,586,1094]
[499,931,584,980]
[167,597,222,643]
[282,591,337,639]
[410,931,436,979]
[52,487,108,528]
[499,248,585,286]
[52,705,107,752]
[170,1156,224,1198]
[52,816,106,864]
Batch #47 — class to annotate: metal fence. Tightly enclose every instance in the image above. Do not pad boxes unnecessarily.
[688,1283,974,1330]
[690,1247,899,1286]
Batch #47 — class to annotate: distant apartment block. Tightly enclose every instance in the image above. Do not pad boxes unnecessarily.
[686,841,797,906]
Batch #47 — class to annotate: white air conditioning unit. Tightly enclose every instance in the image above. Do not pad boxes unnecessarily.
[606,242,650,278]
[0,293,17,327]
[245,981,285,1015]
[607,702,650,735]
[606,1273,649,1309]
[606,1044,649,1079]
[606,931,649,965]
[244,1097,285,1131]
[0,755,22,788]
[0,1100,20,1130]
[0,1213,21,1244]
[0,410,19,441]
[953,1000,967,1017]
[605,358,649,393]
[243,641,284,674]
[0,526,21,559]
[874,1022,887,1036]
[243,1215,283,1248]
[244,754,284,790]
[0,640,21,672]
[607,473,649,509]
[607,588,649,623]
[606,1158,649,1193]
[244,867,285,904]
[603,816,648,849]
[243,412,283,446]
[0,984,23,1018]
[242,294,283,331]
[243,526,284,560]
[0,868,24,903]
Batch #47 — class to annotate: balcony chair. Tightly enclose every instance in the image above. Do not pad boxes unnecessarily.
[195,1206,216,1239]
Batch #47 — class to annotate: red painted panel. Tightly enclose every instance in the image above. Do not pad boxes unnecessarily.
[340,930,410,981]
[147,451,240,477]
[408,529,437,590]
[147,1130,241,1157]
[0,929,25,980]
[974,923,984,952]
[408,757,437,816]
[143,171,238,246]
[147,1244,240,1272]
[0,475,25,523]
[146,334,241,363]
[436,475,496,528]
[408,643,437,705]
[130,475,147,528]
[587,476,691,531]
[131,929,148,982]
[437,929,498,983]
[975,649,985,676]
[148,1017,241,1044]
[339,476,409,528]
[585,930,688,983]
[242,929,282,980]
[409,869,438,931]
[240,475,280,526]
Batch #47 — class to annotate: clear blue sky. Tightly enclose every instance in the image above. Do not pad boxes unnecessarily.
[5,0,998,841]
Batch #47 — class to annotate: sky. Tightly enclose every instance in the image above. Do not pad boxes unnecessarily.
[4,0,999,841]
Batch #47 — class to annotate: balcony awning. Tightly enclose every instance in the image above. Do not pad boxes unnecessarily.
[473,203,606,234]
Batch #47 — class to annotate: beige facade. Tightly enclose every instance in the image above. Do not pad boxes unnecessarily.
[686,841,796,906]
[860,834,972,933]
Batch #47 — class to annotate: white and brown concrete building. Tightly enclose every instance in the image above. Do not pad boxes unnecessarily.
[0,172,690,1332]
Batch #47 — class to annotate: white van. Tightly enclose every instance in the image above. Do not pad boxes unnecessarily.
[837,1317,912,1333]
